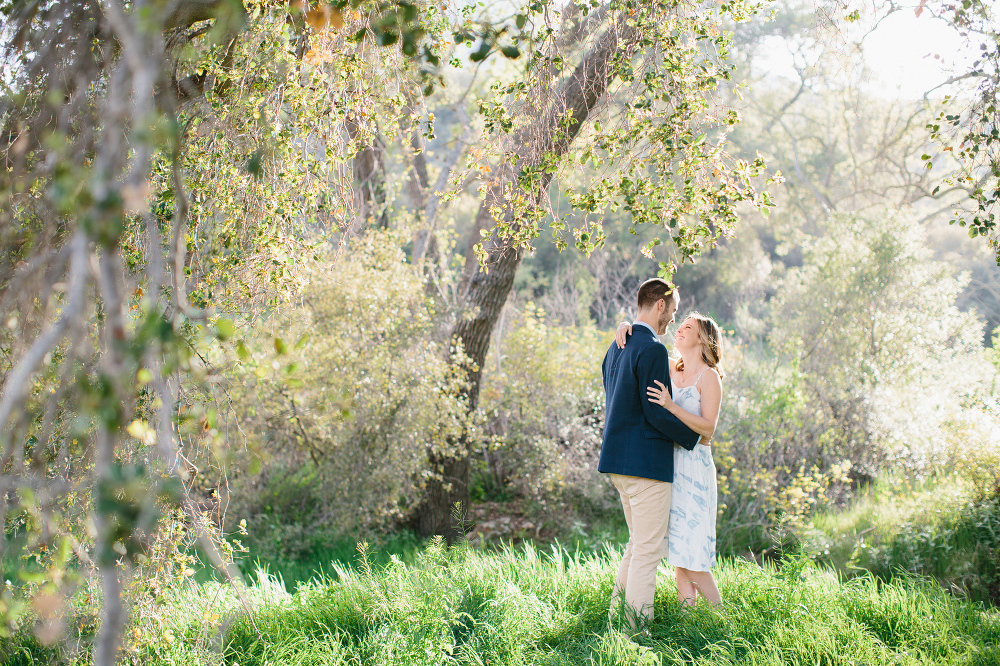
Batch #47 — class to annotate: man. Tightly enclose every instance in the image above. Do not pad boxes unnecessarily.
[599,278,700,627]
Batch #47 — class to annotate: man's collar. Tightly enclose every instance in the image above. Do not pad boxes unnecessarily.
[632,320,658,336]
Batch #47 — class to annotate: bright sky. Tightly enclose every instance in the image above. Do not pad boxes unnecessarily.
[750,2,977,100]
[859,7,975,99]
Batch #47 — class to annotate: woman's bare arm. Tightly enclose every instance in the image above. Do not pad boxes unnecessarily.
[646,370,722,441]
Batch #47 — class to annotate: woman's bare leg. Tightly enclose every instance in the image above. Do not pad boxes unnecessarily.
[675,567,698,607]
[675,566,722,607]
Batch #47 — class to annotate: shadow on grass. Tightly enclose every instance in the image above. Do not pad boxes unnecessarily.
[193,530,426,592]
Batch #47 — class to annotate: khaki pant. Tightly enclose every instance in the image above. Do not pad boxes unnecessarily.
[609,473,671,627]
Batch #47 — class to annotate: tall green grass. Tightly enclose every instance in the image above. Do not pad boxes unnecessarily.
[133,540,1000,666]
[5,540,1000,664]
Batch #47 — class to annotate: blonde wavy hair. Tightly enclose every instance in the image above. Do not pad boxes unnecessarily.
[675,312,725,379]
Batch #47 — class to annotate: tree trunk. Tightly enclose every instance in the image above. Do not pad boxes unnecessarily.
[346,117,388,230]
[416,453,471,541]
[414,18,639,537]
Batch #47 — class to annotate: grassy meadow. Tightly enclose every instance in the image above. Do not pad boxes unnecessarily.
[5,472,999,666]
[106,543,1000,666]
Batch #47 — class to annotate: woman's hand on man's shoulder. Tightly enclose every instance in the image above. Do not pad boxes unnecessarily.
[615,321,632,349]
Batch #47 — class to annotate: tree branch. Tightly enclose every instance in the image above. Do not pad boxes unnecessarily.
[0,232,88,459]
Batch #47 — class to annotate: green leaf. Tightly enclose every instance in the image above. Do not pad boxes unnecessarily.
[215,317,235,341]
[18,571,48,584]
[402,32,418,57]
[378,29,399,47]
[469,41,491,62]
[400,2,418,22]
[246,148,264,179]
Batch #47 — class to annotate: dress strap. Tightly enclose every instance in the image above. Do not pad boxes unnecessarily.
[670,359,687,387]
[692,367,710,387]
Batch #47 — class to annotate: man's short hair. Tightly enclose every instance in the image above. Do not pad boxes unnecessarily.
[636,278,676,310]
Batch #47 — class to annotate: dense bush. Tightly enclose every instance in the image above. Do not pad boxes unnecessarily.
[221,230,469,559]
[712,211,998,557]
[205,212,999,590]
[475,304,610,512]
[806,449,1000,605]
[862,494,1000,605]
[770,212,991,474]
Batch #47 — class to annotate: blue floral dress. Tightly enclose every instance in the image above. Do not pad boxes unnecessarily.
[666,369,718,571]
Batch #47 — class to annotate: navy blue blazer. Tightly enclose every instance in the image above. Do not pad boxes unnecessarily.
[598,325,700,483]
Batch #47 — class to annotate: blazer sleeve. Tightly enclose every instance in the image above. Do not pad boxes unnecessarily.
[636,344,701,450]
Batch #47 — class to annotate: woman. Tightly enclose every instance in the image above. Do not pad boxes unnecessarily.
[615,313,724,607]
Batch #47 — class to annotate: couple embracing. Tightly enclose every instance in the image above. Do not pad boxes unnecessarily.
[599,278,725,628]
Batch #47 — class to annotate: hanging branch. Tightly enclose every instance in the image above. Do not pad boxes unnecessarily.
[0,232,88,460]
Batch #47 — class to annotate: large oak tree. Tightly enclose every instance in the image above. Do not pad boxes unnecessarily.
[415,0,772,536]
